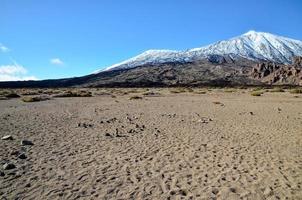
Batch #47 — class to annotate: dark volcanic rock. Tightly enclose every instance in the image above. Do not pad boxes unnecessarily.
[18,153,27,159]
[21,140,34,146]
[3,163,16,170]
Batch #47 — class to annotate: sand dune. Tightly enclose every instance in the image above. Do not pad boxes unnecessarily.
[0,89,301,199]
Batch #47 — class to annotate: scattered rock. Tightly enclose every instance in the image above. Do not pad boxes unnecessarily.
[128,129,135,134]
[78,123,93,128]
[264,187,273,196]
[0,171,4,176]
[105,133,112,137]
[212,188,219,195]
[21,140,34,146]
[3,162,16,170]
[197,117,213,124]
[18,153,27,159]
[10,150,19,156]
[1,135,13,140]
[230,187,236,193]
[25,183,31,188]
[249,112,254,115]
[106,118,117,123]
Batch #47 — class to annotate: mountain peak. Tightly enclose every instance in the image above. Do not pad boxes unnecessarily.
[243,30,258,35]
[99,31,302,72]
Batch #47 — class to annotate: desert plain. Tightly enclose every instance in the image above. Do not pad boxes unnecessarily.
[0,88,301,200]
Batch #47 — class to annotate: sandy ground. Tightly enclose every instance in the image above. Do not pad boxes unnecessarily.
[0,89,302,200]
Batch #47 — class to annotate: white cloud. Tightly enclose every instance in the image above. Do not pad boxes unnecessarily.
[0,43,9,52]
[50,58,64,65]
[0,65,27,74]
[0,64,38,81]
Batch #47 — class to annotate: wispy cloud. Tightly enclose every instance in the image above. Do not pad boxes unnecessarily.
[0,63,38,81]
[0,43,9,52]
[50,58,64,65]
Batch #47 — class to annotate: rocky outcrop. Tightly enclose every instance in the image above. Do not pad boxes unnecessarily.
[293,56,302,67]
[251,56,302,85]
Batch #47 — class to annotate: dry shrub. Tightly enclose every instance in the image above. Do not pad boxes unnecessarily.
[290,88,302,94]
[0,90,20,98]
[252,87,264,91]
[251,91,263,96]
[270,87,285,93]
[21,95,50,102]
[143,91,161,96]
[169,88,187,93]
[194,90,207,94]
[53,90,92,98]
[224,88,236,93]
[129,95,143,100]
[20,90,40,96]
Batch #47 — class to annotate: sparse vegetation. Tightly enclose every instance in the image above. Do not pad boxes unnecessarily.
[129,95,143,100]
[224,88,237,93]
[169,88,191,93]
[193,90,207,94]
[21,95,50,102]
[20,90,41,96]
[0,90,20,98]
[53,90,92,98]
[289,88,302,94]
[143,91,161,96]
[270,87,285,93]
[251,91,264,96]
[252,87,264,91]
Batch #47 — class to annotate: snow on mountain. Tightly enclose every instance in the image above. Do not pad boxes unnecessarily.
[99,31,302,72]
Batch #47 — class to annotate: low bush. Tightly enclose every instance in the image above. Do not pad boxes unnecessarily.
[270,87,285,93]
[53,90,92,98]
[21,95,50,102]
[193,90,207,94]
[289,88,302,94]
[224,88,236,93]
[129,95,143,100]
[251,91,263,96]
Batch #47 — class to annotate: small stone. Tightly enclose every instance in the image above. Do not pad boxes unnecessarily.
[21,140,34,146]
[1,135,13,140]
[10,150,19,156]
[105,133,112,137]
[264,187,273,196]
[3,163,16,170]
[0,171,5,176]
[18,153,27,159]
[25,183,31,187]
[212,188,219,195]
[230,187,236,193]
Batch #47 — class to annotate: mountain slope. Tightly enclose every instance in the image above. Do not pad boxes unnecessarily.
[99,31,302,72]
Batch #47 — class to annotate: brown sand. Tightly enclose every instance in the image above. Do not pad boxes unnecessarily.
[0,89,302,199]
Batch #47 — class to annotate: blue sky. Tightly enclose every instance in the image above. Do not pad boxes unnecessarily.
[0,0,302,81]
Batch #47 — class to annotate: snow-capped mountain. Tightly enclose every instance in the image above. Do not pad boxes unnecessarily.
[100,31,302,72]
